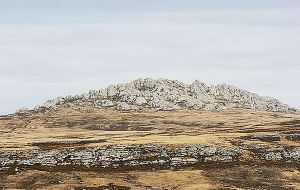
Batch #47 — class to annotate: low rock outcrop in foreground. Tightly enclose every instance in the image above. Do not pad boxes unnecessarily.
[22,78,298,113]
[1,143,299,174]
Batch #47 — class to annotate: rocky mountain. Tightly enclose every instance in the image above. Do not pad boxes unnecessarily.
[23,78,297,114]
[2,78,300,189]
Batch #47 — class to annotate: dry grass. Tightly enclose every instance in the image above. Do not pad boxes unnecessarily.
[2,167,300,190]
[0,108,299,151]
[204,166,300,190]
[135,170,216,190]
[1,169,218,190]
[1,108,300,189]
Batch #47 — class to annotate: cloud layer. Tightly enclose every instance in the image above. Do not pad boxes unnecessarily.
[0,1,299,114]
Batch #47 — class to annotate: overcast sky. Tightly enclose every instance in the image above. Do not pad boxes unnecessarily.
[0,0,299,114]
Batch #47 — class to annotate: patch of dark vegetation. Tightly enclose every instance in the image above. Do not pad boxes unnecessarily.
[32,139,107,149]
[285,133,300,141]
[108,122,133,131]
[86,122,155,131]
[0,115,13,120]
[241,134,281,142]
[46,119,96,128]
[0,176,4,189]
[74,183,131,190]
[131,126,155,131]
[13,172,64,189]
[122,174,138,183]
[162,120,199,127]
[241,132,300,142]
[230,139,244,146]
[161,119,225,129]
[205,166,291,190]
[201,124,226,129]
[242,144,270,153]
[42,114,109,129]
[279,120,300,127]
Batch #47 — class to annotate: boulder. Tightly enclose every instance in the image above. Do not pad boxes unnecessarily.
[43,97,65,109]
[15,107,30,114]
[203,103,217,111]
[135,97,147,105]
[191,80,212,101]
[101,100,114,107]
[149,99,181,111]
[185,98,204,109]
[107,85,118,98]
[116,102,137,111]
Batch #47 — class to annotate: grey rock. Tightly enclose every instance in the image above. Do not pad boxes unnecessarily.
[247,134,281,142]
[190,80,212,101]
[0,144,242,171]
[203,103,217,111]
[135,97,147,105]
[101,100,114,107]
[149,99,181,111]
[116,102,137,111]
[185,98,204,109]
[15,107,30,114]
[27,78,297,113]
[264,152,282,161]
[107,85,118,98]
[43,97,65,109]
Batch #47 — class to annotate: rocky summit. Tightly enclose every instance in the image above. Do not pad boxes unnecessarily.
[30,78,297,113]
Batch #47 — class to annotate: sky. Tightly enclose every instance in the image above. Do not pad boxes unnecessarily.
[0,0,300,114]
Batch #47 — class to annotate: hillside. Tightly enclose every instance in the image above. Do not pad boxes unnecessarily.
[0,79,300,190]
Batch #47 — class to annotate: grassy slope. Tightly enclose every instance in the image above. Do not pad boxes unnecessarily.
[0,108,300,189]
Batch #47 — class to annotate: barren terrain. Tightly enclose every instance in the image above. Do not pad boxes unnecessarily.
[0,108,300,189]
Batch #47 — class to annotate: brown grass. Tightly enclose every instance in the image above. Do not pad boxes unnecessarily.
[0,108,299,151]
[1,108,300,189]
[2,167,300,190]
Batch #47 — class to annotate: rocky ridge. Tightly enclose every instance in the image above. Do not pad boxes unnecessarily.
[0,144,240,173]
[1,142,299,174]
[26,78,298,114]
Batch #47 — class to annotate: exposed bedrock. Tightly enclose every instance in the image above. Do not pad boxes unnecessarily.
[1,143,299,173]
[18,78,298,114]
[0,144,240,173]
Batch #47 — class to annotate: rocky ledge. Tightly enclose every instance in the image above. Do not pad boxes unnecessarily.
[16,78,298,114]
[1,143,299,174]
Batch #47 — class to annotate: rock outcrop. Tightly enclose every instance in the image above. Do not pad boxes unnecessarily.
[1,143,299,174]
[0,144,241,173]
[28,78,297,113]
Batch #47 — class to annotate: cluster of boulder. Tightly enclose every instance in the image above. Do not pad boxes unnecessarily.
[22,78,297,113]
[263,149,300,162]
[242,133,300,142]
[234,133,300,164]
[1,143,299,173]
[0,144,240,173]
